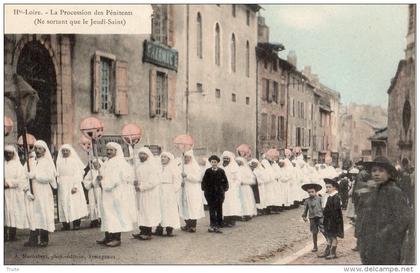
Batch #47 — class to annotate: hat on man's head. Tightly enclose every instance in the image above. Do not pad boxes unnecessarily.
[301,183,322,192]
[324,177,340,190]
[208,155,220,163]
[363,156,396,176]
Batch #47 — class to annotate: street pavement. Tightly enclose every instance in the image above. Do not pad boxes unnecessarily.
[4,206,361,265]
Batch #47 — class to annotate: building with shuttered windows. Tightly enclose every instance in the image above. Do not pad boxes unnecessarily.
[4,33,185,159]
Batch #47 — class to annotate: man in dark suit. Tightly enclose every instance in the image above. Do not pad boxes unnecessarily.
[201,155,229,233]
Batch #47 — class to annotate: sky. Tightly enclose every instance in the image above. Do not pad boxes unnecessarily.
[261,5,408,108]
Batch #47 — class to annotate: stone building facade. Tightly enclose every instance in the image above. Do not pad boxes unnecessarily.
[170,4,260,156]
[287,65,318,160]
[5,4,260,159]
[4,33,186,159]
[255,16,290,157]
[339,103,387,162]
[387,4,416,166]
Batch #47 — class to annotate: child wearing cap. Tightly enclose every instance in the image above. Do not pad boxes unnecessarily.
[301,183,325,252]
[318,178,344,259]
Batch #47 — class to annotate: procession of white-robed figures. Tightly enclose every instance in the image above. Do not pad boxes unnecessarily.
[4,139,345,248]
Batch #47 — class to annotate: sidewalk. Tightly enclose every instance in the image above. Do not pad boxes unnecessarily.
[289,225,361,265]
[271,222,362,265]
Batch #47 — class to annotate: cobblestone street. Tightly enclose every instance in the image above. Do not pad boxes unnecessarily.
[5,205,362,265]
[2,206,307,264]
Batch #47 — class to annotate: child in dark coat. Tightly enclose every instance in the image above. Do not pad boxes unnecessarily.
[319,178,344,259]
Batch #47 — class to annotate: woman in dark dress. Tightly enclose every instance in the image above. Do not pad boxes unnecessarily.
[359,157,410,265]
[319,177,344,259]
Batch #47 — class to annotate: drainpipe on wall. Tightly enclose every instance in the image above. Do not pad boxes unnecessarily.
[285,71,289,149]
[185,5,190,134]
[255,54,259,159]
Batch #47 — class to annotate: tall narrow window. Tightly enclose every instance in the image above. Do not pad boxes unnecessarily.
[296,127,301,146]
[265,79,270,102]
[215,23,221,66]
[215,88,221,98]
[261,113,268,140]
[271,115,277,140]
[309,129,312,147]
[246,41,250,77]
[197,13,202,59]
[100,58,111,111]
[246,9,250,26]
[292,99,295,117]
[232,4,236,17]
[279,116,285,141]
[280,83,286,105]
[231,34,236,72]
[156,71,168,117]
[151,5,169,45]
[273,81,279,103]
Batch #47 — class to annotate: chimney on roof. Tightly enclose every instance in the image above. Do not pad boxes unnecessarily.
[287,50,297,67]
[258,16,269,43]
[303,66,312,78]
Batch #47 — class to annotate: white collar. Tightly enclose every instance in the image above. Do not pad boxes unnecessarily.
[329,190,338,197]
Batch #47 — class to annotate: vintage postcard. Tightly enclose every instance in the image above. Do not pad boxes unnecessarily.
[2,2,416,269]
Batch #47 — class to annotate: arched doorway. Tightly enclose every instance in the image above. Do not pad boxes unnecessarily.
[16,40,57,148]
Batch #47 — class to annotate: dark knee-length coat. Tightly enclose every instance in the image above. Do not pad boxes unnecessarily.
[359,181,410,265]
[323,192,344,238]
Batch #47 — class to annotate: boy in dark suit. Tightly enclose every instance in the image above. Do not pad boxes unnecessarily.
[201,155,229,233]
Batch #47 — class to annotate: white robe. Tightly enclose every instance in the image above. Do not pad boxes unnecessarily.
[272,163,287,206]
[5,159,29,229]
[100,157,133,233]
[31,157,57,232]
[285,159,300,202]
[252,166,268,209]
[261,160,277,207]
[57,158,88,223]
[124,165,138,226]
[278,164,294,206]
[238,165,257,216]
[178,162,205,220]
[136,159,161,227]
[23,158,36,231]
[159,164,181,228]
[82,168,102,221]
[222,163,243,216]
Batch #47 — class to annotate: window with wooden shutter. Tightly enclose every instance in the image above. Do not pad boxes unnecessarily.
[92,51,116,114]
[149,68,157,118]
[92,54,101,113]
[167,72,176,120]
[115,60,129,115]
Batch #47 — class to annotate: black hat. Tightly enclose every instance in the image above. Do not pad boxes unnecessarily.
[363,156,396,176]
[208,155,221,163]
[324,177,340,189]
[301,183,322,192]
[355,160,364,166]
